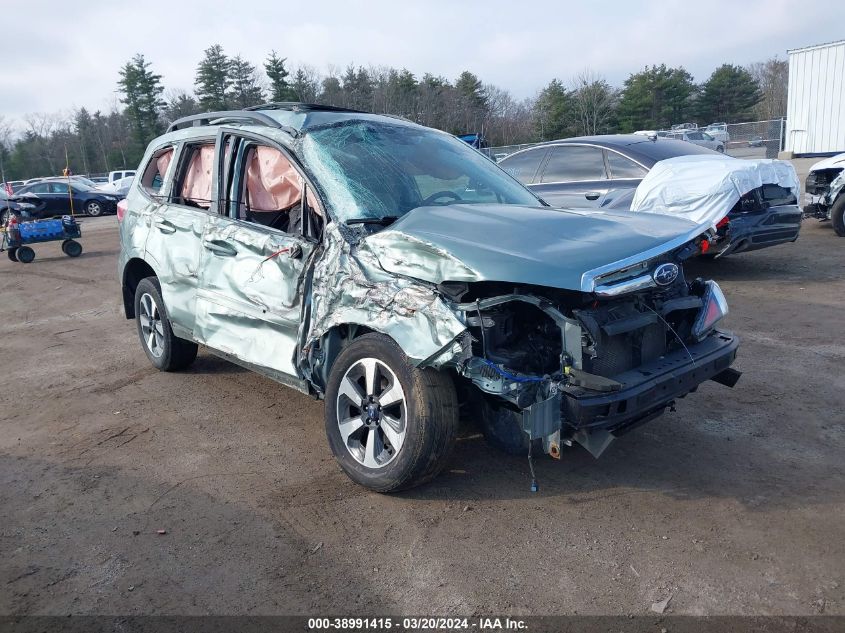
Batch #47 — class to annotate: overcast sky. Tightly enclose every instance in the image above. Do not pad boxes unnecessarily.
[2,0,844,125]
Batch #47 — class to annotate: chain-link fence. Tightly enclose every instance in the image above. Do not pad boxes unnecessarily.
[485,118,786,162]
[718,119,785,159]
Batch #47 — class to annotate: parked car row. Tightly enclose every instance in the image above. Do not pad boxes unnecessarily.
[7,177,123,218]
[1,170,135,196]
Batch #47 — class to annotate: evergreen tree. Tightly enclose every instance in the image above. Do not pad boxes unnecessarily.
[534,79,575,140]
[265,51,296,102]
[229,55,265,108]
[116,54,165,151]
[698,64,761,123]
[163,90,202,122]
[291,67,319,102]
[616,65,697,131]
[194,44,231,111]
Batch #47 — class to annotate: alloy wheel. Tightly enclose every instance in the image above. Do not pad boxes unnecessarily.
[336,357,407,469]
[139,292,165,358]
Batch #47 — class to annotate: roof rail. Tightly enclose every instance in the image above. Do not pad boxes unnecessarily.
[245,102,365,114]
[166,110,283,133]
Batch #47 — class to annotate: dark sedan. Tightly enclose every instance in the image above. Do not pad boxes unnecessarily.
[498,135,802,257]
[11,179,121,217]
[498,135,720,208]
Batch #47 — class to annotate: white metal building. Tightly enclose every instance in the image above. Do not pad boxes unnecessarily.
[785,40,845,155]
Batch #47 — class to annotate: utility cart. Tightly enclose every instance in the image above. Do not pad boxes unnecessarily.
[1,215,83,263]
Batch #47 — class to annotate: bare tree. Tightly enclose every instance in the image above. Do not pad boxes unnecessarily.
[570,69,617,136]
[748,57,788,120]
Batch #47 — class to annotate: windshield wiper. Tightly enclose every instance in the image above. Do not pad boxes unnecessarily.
[345,216,400,226]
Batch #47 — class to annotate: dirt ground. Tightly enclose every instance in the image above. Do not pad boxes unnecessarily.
[1,197,843,616]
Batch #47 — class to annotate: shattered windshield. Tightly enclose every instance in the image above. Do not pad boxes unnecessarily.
[302,121,540,223]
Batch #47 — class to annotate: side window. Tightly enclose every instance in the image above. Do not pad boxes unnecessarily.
[226,139,325,239]
[174,143,215,209]
[30,183,51,194]
[140,146,174,195]
[540,146,607,183]
[606,152,647,179]
[499,148,547,184]
[50,182,70,194]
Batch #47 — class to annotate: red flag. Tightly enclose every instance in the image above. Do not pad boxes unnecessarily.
[3,182,12,196]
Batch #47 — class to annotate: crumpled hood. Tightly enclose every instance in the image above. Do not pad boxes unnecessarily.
[809,152,845,172]
[363,203,701,292]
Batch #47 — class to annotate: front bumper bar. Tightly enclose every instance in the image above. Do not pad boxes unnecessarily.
[522,330,739,441]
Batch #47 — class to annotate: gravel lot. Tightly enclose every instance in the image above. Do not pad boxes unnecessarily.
[1,189,843,616]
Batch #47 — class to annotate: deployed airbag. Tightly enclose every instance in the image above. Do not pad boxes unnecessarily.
[630,155,800,227]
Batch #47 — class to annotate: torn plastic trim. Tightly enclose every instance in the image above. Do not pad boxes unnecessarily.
[826,171,845,206]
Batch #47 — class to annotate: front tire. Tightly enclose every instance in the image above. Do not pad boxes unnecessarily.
[134,277,198,371]
[831,196,845,237]
[85,200,103,217]
[7,248,18,262]
[324,333,458,492]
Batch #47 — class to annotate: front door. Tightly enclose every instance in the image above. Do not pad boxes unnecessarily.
[193,131,317,378]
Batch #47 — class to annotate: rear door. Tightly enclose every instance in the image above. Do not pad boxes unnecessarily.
[193,129,319,378]
[602,150,648,208]
[532,144,610,208]
[48,182,73,214]
[25,182,57,215]
[143,140,213,338]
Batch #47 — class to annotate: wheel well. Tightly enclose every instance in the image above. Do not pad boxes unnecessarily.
[122,258,157,319]
[309,323,376,392]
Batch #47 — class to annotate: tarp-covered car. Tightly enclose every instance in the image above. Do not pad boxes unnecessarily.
[629,155,803,257]
[118,104,741,492]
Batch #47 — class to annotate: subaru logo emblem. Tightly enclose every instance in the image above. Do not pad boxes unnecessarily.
[653,263,679,286]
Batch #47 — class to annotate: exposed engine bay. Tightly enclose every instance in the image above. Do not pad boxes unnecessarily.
[439,247,739,460]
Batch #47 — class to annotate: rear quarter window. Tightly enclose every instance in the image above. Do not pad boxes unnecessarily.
[139,146,175,196]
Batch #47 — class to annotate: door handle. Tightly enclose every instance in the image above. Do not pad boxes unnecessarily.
[203,239,237,257]
[585,191,601,201]
[154,218,176,234]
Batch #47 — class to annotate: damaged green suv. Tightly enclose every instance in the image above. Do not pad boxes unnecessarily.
[118,103,740,492]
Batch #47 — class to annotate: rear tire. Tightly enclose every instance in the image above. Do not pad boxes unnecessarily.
[324,333,459,492]
[7,248,18,262]
[16,246,35,263]
[85,200,103,217]
[831,196,845,237]
[134,277,198,371]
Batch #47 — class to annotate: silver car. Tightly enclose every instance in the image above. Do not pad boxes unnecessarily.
[666,130,725,153]
[118,104,740,492]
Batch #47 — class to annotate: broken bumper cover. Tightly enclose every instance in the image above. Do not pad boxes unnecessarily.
[523,330,739,441]
[721,205,802,256]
